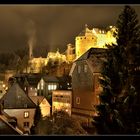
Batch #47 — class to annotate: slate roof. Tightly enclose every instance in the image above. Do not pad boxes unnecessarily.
[13,73,42,87]
[29,96,51,107]
[27,74,42,87]
[75,48,107,61]
[69,48,108,76]
[42,76,59,83]
[1,83,36,109]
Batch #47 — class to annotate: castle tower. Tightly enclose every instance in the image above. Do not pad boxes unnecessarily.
[75,24,97,59]
[75,24,117,59]
[66,43,76,62]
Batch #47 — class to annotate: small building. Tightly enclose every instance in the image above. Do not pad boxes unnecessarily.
[29,96,51,117]
[1,83,36,134]
[9,73,42,97]
[26,74,42,96]
[52,90,72,116]
[57,75,72,90]
[37,76,59,98]
[69,48,106,125]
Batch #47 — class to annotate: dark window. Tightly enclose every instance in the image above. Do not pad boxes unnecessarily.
[84,65,88,73]
[78,65,81,74]
[76,97,80,104]
[24,122,29,127]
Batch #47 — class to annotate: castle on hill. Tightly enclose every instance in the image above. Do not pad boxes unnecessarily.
[26,24,116,74]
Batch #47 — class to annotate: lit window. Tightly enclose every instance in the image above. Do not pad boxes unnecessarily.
[48,85,51,90]
[76,97,80,104]
[24,122,29,128]
[41,80,44,90]
[2,84,5,88]
[24,111,29,118]
[53,85,57,90]
[78,65,81,74]
[51,85,53,90]
[37,84,40,90]
[84,65,88,73]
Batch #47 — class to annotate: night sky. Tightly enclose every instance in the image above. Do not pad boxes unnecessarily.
[0,5,140,56]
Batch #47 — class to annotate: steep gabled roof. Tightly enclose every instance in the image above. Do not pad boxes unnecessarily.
[69,48,107,76]
[27,75,42,87]
[75,48,107,61]
[42,76,59,83]
[1,83,36,109]
[29,96,44,105]
[29,96,51,107]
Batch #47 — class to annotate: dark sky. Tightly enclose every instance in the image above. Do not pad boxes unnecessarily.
[0,5,140,56]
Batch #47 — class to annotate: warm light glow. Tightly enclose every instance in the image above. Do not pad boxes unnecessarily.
[92,29,97,34]
[24,111,29,118]
[37,84,40,90]
[48,84,57,91]
[76,25,117,58]
[2,84,5,88]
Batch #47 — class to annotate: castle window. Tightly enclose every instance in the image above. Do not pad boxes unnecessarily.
[76,97,80,104]
[84,65,88,73]
[78,65,81,74]
[24,111,29,118]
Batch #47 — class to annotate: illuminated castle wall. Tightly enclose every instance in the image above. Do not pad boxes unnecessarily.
[25,24,116,74]
[27,50,67,73]
[66,44,76,63]
[75,24,117,58]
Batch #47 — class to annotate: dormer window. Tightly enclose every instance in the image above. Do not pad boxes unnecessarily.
[78,65,81,74]
[84,65,88,73]
[76,97,80,104]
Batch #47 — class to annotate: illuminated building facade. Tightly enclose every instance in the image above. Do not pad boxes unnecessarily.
[27,50,67,74]
[1,83,36,134]
[23,24,116,75]
[75,24,116,58]
[52,90,72,116]
[37,76,59,98]
[29,96,51,117]
[66,43,76,62]
[70,48,106,125]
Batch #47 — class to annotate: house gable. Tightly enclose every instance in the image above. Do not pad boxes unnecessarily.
[2,83,36,109]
